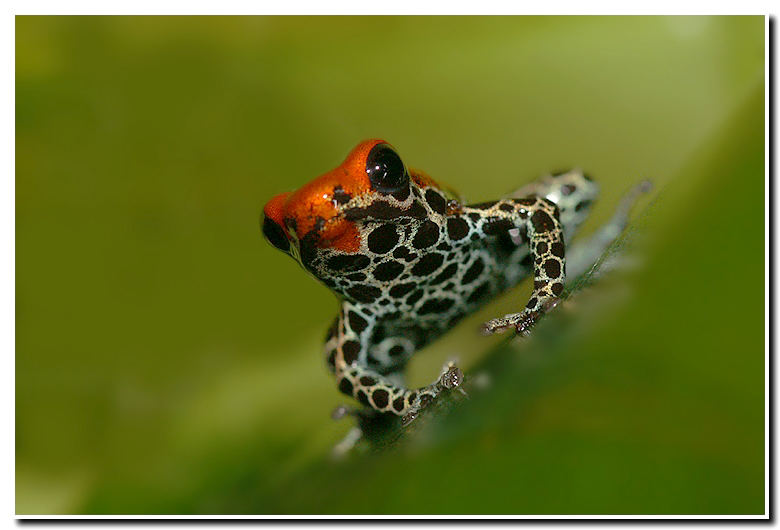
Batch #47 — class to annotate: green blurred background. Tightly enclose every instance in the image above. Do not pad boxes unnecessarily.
[16,16,765,514]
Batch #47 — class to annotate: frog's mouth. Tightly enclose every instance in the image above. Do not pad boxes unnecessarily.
[262,215,290,253]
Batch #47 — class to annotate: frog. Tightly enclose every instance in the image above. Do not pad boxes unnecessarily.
[261,139,648,426]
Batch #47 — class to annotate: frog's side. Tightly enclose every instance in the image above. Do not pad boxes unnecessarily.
[262,139,604,421]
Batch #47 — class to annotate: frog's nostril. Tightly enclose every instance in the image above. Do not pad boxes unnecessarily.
[262,216,291,253]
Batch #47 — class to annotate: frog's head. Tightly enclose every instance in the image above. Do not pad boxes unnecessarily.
[262,139,455,277]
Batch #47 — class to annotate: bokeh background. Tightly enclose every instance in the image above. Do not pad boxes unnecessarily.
[16,16,765,514]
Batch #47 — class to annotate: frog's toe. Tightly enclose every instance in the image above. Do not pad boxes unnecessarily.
[331,404,353,420]
[438,364,464,390]
[482,310,543,336]
[481,314,521,335]
[401,409,419,427]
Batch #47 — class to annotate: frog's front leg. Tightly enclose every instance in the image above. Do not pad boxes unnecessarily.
[473,197,566,335]
[327,303,463,421]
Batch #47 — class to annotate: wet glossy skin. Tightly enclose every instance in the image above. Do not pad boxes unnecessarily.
[262,139,601,421]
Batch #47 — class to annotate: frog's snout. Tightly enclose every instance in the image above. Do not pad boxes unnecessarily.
[262,192,292,253]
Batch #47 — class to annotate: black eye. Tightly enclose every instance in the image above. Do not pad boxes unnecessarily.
[262,216,290,253]
[365,143,409,193]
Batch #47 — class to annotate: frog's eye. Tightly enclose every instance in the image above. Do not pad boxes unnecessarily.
[262,216,290,253]
[365,143,409,194]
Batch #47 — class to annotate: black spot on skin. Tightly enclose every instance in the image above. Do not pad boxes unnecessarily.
[430,263,458,285]
[393,397,406,412]
[326,352,336,373]
[332,185,352,205]
[419,394,434,409]
[536,242,548,254]
[418,298,455,315]
[411,252,444,276]
[391,185,410,202]
[407,201,428,219]
[328,254,370,272]
[393,247,410,259]
[348,311,368,333]
[534,280,548,290]
[325,319,338,341]
[468,213,482,222]
[466,282,491,304]
[436,242,452,251]
[389,282,416,298]
[526,297,538,309]
[408,392,417,405]
[531,210,555,233]
[345,200,427,222]
[371,389,389,409]
[561,184,576,196]
[379,299,391,306]
[373,260,405,282]
[412,220,440,249]
[551,282,564,296]
[583,173,594,182]
[342,341,360,364]
[462,259,484,284]
[543,259,561,278]
[338,377,353,396]
[406,289,424,306]
[550,241,565,258]
[346,272,366,281]
[447,217,470,240]
[371,326,386,344]
[425,189,447,214]
[356,390,370,406]
[483,218,513,235]
[359,375,377,386]
[470,200,498,210]
[515,198,537,206]
[499,202,515,212]
[299,233,318,270]
[384,311,401,320]
[575,199,593,212]
[347,284,382,303]
[389,345,405,357]
[367,224,399,254]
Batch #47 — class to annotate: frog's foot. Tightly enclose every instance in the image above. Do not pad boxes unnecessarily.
[401,361,465,426]
[483,297,561,336]
[482,310,539,336]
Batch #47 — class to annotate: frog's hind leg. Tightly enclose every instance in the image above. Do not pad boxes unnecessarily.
[566,180,652,279]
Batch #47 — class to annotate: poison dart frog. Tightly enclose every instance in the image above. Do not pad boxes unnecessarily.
[262,139,647,425]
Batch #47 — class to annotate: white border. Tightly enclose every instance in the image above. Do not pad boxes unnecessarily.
[10,11,771,521]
